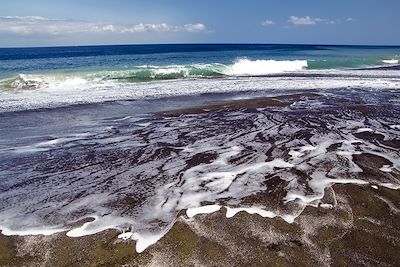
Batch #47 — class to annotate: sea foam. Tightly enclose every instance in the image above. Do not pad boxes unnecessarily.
[382,59,399,64]
[225,58,308,75]
[1,70,400,112]
[1,80,400,254]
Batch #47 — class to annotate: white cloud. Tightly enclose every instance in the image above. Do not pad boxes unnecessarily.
[288,16,323,25]
[0,16,207,36]
[184,23,206,32]
[261,20,275,26]
[288,16,349,26]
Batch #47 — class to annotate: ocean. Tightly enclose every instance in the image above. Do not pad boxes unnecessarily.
[0,44,400,253]
[0,44,400,112]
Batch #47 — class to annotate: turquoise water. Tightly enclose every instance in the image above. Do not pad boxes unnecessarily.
[0,44,400,112]
[0,44,399,83]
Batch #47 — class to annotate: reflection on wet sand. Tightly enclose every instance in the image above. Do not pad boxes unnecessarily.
[0,89,399,255]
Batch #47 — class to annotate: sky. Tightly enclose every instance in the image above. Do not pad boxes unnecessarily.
[1,0,400,47]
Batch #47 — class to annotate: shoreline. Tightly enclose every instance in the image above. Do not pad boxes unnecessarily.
[1,89,400,266]
[2,68,400,114]
[1,183,399,266]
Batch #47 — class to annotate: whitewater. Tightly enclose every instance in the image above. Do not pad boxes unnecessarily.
[1,44,400,253]
[1,58,400,112]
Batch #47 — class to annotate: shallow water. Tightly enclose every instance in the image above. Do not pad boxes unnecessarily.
[1,44,400,252]
[1,85,399,252]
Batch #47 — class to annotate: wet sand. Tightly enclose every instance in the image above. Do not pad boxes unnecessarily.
[156,93,322,116]
[1,183,399,267]
[1,90,400,266]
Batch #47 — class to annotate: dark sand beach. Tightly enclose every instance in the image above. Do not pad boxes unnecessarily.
[1,184,400,267]
[1,1,400,263]
[1,90,399,266]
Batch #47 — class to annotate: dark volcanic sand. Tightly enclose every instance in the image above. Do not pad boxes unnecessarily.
[0,184,399,267]
[1,89,400,266]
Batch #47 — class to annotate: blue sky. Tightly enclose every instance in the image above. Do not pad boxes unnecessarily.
[1,0,399,47]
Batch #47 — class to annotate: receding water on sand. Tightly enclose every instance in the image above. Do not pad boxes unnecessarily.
[1,85,399,252]
[1,44,400,255]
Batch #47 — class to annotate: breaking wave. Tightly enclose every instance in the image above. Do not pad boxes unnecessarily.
[0,59,308,90]
[382,59,399,64]
[0,73,89,90]
[2,57,399,91]
[226,59,307,75]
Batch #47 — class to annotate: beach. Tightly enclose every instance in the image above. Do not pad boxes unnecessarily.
[1,44,400,266]
[1,90,400,266]
[1,184,399,266]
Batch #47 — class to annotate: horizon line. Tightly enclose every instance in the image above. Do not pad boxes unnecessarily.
[1,42,400,49]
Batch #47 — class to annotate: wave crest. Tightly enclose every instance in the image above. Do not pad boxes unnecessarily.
[104,64,226,81]
[4,57,400,92]
[0,59,311,91]
[106,59,308,80]
[0,73,88,91]
[225,59,308,75]
[382,59,399,64]
[1,74,48,90]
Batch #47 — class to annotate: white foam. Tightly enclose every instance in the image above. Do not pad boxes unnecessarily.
[0,225,65,236]
[382,59,398,64]
[284,171,369,206]
[2,70,400,112]
[320,203,334,209]
[186,205,222,218]
[371,185,378,190]
[5,134,91,154]
[66,215,129,237]
[280,214,296,224]
[300,145,317,152]
[225,59,308,76]
[66,217,110,237]
[2,87,400,254]
[289,145,316,159]
[328,178,369,185]
[289,150,304,159]
[225,207,276,218]
[379,183,400,190]
[132,229,170,253]
[379,165,392,172]
[182,205,299,224]
[356,128,373,133]
[66,216,171,253]
[284,192,323,204]
[118,231,133,240]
